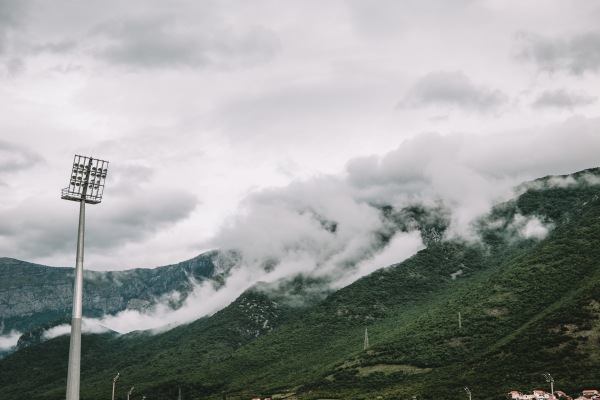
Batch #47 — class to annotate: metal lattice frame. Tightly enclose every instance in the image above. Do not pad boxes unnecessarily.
[61,155,109,204]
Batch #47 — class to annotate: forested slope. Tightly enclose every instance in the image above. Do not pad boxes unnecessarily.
[1,169,599,400]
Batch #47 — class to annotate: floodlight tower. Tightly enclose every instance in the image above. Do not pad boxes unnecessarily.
[543,373,555,397]
[61,155,109,400]
[127,386,135,400]
[112,372,121,400]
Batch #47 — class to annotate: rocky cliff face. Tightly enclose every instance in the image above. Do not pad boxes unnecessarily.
[0,250,239,336]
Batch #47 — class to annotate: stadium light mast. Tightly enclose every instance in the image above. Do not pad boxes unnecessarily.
[61,155,109,400]
[112,372,121,400]
[543,373,555,397]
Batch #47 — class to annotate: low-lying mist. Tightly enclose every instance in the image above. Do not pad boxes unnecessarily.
[36,126,600,337]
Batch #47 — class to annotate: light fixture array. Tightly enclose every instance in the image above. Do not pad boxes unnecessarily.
[61,155,109,204]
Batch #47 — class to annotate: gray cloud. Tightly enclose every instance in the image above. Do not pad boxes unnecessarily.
[0,1,20,54]
[215,78,392,144]
[0,1,81,75]
[398,71,508,113]
[0,188,198,263]
[0,198,79,259]
[532,89,596,110]
[0,1,28,76]
[345,131,516,239]
[208,116,600,290]
[92,16,282,70]
[0,330,20,352]
[515,30,600,75]
[0,140,43,174]
[107,163,155,196]
[346,0,476,37]
[94,189,199,248]
[0,1,282,74]
[473,116,600,179]
[4,57,24,75]
[347,132,444,191]
[29,40,77,55]
[349,116,600,228]
[208,174,419,289]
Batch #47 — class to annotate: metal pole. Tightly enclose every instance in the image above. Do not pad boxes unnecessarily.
[66,198,86,400]
[61,155,108,400]
[112,373,121,400]
[543,373,555,398]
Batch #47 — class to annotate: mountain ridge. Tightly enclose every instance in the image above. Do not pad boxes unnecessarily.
[1,167,600,399]
[0,250,238,342]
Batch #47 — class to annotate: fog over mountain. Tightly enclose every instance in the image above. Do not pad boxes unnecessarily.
[1,0,600,349]
[3,132,599,351]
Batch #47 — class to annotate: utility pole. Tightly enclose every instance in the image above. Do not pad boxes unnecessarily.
[62,155,109,400]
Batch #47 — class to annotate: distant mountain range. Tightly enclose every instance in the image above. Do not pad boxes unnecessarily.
[1,167,600,399]
[0,250,239,336]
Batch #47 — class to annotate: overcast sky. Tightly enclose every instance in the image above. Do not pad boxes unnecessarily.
[1,0,600,275]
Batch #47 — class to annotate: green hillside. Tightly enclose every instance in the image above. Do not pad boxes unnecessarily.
[1,168,599,400]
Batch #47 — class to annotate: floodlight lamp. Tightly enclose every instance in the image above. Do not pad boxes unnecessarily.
[61,155,109,204]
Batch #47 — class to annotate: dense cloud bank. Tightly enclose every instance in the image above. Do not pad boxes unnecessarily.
[6,117,600,337]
